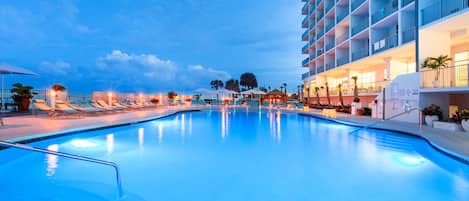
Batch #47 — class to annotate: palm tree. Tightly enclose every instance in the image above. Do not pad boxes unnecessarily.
[314,86,320,105]
[225,79,240,92]
[210,80,224,90]
[338,83,344,107]
[240,72,258,90]
[325,82,331,106]
[351,76,360,103]
[422,55,452,83]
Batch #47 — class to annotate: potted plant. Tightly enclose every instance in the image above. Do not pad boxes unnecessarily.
[10,83,36,112]
[422,104,442,127]
[168,91,177,104]
[454,109,469,132]
[421,55,451,88]
[150,97,159,104]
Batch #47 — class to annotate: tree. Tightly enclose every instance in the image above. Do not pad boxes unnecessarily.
[51,84,66,91]
[210,80,224,90]
[338,83,344,107]
[314,86,320,105]
[282,83,287,94]
[325,82,331,106]
[259,86,268,93]
[240,72,258,90]
[421,55,452,82]
[225,79,240,92]
[167,91,177,99]
[352,76,360,103]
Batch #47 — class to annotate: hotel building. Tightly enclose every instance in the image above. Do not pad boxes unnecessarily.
[301,0,469,118]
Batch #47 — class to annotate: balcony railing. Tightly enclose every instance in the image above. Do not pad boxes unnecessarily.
[317,11,325,22]
[371,0,398,24]
[372,34,398,54]
[421,0,469,26]
[310,54,316,60]
[351,19,368,36]
[352,47,369,61]
[336,55,350,66]
[317,0,323,6]
[317,65,325,73]
[336,9,349,23]
[336,32,349,44]
[325,63,335,71]
[302,17,309,28]
[421,64,469,88]
[329,80,390,95]
[309,37,316,44]
[309,20,316,29]
[302,30,309,41]
[302,2,309,15]
[326,42,335,51]
[302,57,310,66]
[302,43,309,53]
[402,27,416,44]
[302,72,310,80]
[325,1,334,13]
[325,22,334,32]
[317,48,324,56]
[318,29,325,38]
[309,4,316,16]
[351,0,366,11]
[402,0,414,7]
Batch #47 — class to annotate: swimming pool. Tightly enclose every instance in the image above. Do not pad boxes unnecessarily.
[0,109,468,201]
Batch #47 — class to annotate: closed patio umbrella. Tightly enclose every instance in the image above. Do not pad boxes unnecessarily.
[0,64,38,111]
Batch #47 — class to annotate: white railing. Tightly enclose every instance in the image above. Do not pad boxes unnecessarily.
[420,64,469,88]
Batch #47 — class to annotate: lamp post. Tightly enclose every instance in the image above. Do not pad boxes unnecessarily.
[50,90,56,111]
[108,92,113,107]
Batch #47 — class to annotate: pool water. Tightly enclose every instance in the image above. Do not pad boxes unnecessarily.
[0,109,468,201]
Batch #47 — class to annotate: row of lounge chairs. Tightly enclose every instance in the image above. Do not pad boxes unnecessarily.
[33,99,157,117]
[189,99,303,109]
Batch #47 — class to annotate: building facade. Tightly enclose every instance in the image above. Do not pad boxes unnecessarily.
[301,0,469,119]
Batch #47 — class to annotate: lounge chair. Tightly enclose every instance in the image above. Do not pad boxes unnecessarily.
[68,102,100,113]
[33,99,54,116]
[55,100,81,116]
[112,101,129,110]
[90,100,114,111]
[97,100,122,110]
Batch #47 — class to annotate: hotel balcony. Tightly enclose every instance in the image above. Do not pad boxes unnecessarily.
[302,2,309,15]
[325,62,335,71]
[302,16,309,28]
[318,29,325,39]
[421,64,469,89]
[309,36,316,45]
[317,48,325,56]
[371,0,398,24]
[325,0,334,14]
[336,32,348,44]
[351,0,366,12]
[328,80,390,95]
[336,55,349,66]
[351,19,368,36]
[336,9,349,24]
[317,11,325,22]
[302,43,309,54]
[372,34,398,54]
[326,41,335,51]
[302,71,310,80]
[317,65,325,73]
[325,22,334,33]
[309,5,316,16]
[309,20,316,29]
[302,57,311,67]
[352,47,369,61]
[401,0,414,8]
[401,27,416,44]
[302,30,309,41]
[421,0,469,26]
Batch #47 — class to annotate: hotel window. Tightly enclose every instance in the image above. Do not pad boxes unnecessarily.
[454,51,469,87]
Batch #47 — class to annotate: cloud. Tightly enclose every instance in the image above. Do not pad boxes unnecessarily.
[40,60,72,75]
[93,50,232,92]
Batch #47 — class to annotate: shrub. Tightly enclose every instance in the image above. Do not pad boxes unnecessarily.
[422,104,442,118]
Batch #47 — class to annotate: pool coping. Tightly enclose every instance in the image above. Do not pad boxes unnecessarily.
[298,112,469,165]
[7,109,201,145]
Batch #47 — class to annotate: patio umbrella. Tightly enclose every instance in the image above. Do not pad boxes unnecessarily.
[0,64,38,110]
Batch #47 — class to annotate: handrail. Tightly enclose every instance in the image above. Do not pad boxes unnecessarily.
[0,140,123,197]
[386,108,418,120]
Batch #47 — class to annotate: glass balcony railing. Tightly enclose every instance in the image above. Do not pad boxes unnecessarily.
[372,34,398,54]
[309,20,316,29]
[317,11,324,22]
[352,47,369,61]
[317,0,323,6]
[401,0,414,7]
[336,56,350,66]
[325,22,334,32]
[351,20,368,36]
[309,5,316,16]
[402,27,416,44]
[325,63,335,71]
[302,2,309,15]
[317,29,325,38]
[302,72,310,80]
[302,57,310,66]
[309,37,316,44]
[326,42,335,51]
[317,65,325,73]
[302,44,309,53]
[336,10,349,23]
[317,49,324,56]
[329,80,390,95]
[421,64,469,88]
[325,2,334,13]
[421,0,469,26]
[336,32,349,44]
[302,30,309,41]
[302,17,309,27]
[351,0,366,11]
[371,0,398,24]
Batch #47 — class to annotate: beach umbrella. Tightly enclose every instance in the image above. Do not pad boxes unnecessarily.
[0,64,38,110]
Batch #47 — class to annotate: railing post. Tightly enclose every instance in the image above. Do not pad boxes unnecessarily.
[382,88,386,120]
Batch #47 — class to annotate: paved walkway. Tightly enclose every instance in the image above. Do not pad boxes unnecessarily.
[0,106,468,162]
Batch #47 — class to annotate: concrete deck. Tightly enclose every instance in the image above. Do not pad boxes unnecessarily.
[0,106,468,163]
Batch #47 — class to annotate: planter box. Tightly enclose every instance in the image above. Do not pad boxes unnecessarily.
[433,121,462,132]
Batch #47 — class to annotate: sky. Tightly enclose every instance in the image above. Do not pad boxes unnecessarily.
[0,0,304,94]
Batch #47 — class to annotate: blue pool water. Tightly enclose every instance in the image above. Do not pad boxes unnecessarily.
[0,109,468,201]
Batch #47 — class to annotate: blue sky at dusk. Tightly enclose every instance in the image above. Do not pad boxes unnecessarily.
[0,0,304,93]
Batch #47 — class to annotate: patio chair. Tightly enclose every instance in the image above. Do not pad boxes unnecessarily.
[97,100,122,110]
[90,100,114,111]
[32,99,54,116]
[55,100,81,116]
[68,102,100,113]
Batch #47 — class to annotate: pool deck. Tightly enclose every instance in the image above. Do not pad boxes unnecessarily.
[0,106,468,163]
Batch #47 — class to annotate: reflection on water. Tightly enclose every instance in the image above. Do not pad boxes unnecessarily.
[138,128,144,150]
[45,144,59,176]
[268,111,282,142]
[181,114,185,137]
[221,108,229,139]
[158,123,163,144]
[106,134,114,155]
